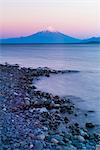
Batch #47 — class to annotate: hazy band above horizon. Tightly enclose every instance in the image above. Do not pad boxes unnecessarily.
[0,0,100,39]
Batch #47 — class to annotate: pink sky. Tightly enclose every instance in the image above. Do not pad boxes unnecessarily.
[0,0,100,39]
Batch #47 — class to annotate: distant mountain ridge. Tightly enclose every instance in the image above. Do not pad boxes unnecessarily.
[0,31,100,44]
[82,37,100,44]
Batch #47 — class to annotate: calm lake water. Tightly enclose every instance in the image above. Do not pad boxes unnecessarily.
[0,44,100,124]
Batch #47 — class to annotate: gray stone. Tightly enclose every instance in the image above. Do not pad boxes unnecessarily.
[37,134,45,140]
[96,144,100,150]
[14,92,19,96]
[56,145,62,150]
[53,104,60,108]
[52,135,63,142]
[29,108,34,113]
[77,135,85,142]
[34,141,43,150]
[63,145,77,150]
[3,107,6,111]
[85,122,95,128]
[51,138,59,144]
[30,144,34,149]
[25,100,30,106]
[80,129,88,137]
[39,107,48,113]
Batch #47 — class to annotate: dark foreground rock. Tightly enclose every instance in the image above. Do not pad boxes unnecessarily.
[85,123,95,128]
[0,64,99,150]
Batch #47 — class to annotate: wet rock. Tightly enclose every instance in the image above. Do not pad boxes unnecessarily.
[30,85,37,89]
[3,107,7,111]
[70,145,77,150]
[39,107,48,113]
[69,124,80,135]
[52,135,63,142]
[55,145,62,150]
[13,92,19,96]
[74,113,78,116]
[64,117,69,124]
[37,134,46,140]
[54,104,60,109]
[60,104,74,114]
[96,144,100,150]
[54,95,60,100]
[50,102,60,109]
[88,110,95,113]
[63,145,77,150]
[34,141,44,150]
[76,135,85,142]
[29,108,34,113]
[80,130,88,137]
[84,113,88,116]
[44,99,52,107]
[85,123,95,128]
[30,144,34,149]
[25,99,30,106]
[51,138,59,144]
[0,64,99,150]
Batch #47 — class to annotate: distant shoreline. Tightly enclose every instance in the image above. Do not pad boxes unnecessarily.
[0,43,100,45]
[0,31,100,45]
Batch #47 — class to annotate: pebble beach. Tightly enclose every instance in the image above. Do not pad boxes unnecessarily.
[0,63,100,150]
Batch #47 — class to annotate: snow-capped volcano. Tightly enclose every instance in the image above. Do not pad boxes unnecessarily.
[0,30,100,44]
[0,31,81,44]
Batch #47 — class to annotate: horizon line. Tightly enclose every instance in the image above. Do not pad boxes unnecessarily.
[0,30,100,40]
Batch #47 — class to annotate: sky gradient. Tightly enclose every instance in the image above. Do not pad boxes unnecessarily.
[0,0,100,39]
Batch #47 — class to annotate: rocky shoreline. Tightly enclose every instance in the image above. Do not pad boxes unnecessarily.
[0,63,100,150]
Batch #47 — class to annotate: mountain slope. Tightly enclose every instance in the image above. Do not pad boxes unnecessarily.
[0,31,100,44]
[82,37,100,44]
[0,31,81,44]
